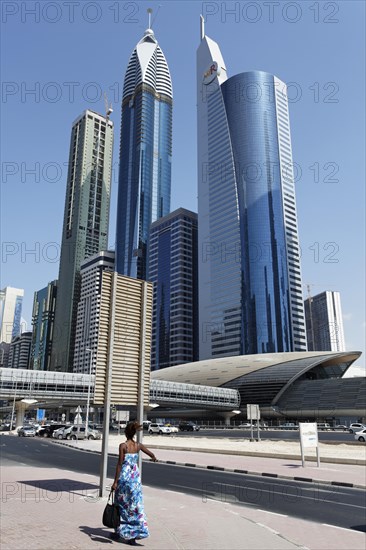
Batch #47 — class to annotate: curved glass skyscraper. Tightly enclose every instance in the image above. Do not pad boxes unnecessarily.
[197,21,307,359]
[116,26,173,280]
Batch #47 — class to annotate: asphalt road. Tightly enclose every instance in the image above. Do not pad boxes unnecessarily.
[2,436,365,532]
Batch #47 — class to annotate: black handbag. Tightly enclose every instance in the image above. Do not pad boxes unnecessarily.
[102,490,120,528]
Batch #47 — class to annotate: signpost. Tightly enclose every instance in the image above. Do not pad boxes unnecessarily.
[247,404,260,441]
[299,422,320,467]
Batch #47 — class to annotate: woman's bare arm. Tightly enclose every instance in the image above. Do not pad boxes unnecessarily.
[139,443,157,461]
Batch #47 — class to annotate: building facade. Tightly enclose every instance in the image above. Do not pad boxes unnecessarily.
[149,208,198,371]
[197,21,307,359]
[305,291,345,352]
[115,25,173,280]
[50,110,114,371]
[7,331,32,369]
[30,281,57,371]
[73,251,115,374]
[0,287,24,344]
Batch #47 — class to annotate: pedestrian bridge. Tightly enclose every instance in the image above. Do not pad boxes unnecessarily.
[0,368,240,410]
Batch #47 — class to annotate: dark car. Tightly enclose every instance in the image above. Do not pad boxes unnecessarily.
[37,424,67,438]
[179,422,200,432]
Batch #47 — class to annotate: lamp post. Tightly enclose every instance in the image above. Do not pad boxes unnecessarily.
[85,348,93,435]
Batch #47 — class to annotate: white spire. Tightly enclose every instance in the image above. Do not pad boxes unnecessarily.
[200,15,205,41]
[147,7,153,30]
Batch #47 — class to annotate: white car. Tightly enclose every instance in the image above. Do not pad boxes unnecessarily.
[349,423,366,433]
[148,423,171,435]
[165,424,179,433]
[354,429,366,442]
[52,427,68,439]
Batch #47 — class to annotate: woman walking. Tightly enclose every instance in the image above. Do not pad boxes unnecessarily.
[111,421,157,544]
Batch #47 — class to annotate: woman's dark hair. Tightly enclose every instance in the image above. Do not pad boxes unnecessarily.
[124,421,141,440]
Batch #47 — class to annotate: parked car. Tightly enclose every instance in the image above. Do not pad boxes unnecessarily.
[354,429,366,442]
[238,423,252,428]
[349,423,366,434]
[148,423,171,435]
[179,422,200,432]
[63,425,101,440]
[165,423,179,433]
[317,423,331,431]
[18,426,36,437]
[334,425,348,431]
[52,427,68,440]
[278,423,298,430]
[37,424,67,438]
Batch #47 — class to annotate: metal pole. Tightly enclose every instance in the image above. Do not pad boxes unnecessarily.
[99,272,117,498]
[10,379,17,431]
[137,282,147,474]
[85,349,93,435]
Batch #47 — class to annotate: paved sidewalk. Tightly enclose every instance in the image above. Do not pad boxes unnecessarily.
[2,462,366,550]
[56,435,366,489]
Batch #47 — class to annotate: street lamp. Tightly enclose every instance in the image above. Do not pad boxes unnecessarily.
[85,348,94,435]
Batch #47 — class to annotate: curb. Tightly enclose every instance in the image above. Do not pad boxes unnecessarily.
[144,443,366,466]
[51,440,366,490]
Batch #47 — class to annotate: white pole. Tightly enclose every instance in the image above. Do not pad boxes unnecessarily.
[10,379,17,430]
[85,348,93,435]
[137,282,147,474]
[99,272,117,498]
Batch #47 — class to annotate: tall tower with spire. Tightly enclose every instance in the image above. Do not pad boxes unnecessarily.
[197,17,307,359]
[115,11,173,280]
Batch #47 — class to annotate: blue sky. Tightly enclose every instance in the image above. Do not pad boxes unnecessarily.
[1,1,365,367]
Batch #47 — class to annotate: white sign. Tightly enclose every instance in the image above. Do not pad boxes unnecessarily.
[247,404,260,421]
[299,422,318,448]
[299,422,320,467]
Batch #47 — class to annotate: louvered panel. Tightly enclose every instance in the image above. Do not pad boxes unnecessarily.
[94,272,152,405]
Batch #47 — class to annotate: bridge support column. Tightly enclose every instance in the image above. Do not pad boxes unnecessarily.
[218,411,240,426]
[14,400,37,427]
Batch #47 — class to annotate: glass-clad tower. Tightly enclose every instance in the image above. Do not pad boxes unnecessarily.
[197,19,307,359]
[149,208,199,370]
[115,25,173,280]
[51,110,114,371]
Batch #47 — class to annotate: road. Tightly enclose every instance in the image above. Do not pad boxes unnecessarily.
[2,436,365,532]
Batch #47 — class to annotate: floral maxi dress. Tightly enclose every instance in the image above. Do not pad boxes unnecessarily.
[114,453,150,541]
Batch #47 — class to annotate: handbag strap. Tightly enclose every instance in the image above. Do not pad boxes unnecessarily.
[108,490,114,504]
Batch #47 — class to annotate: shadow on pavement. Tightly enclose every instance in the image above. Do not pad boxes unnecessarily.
[79,525,114,544]
[19,478,99,498]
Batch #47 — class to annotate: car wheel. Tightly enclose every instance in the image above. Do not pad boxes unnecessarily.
[349,429,354,433]
[159,430,163,434]
[58,434,63,440]
[87,435,94,440]
[70,435,77,440]
[148,430,153,435]
[358,436,365,442]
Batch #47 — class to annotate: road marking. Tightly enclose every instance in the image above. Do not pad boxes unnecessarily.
[321,523,365,533]
[255,523,280,535]
[256,509,288,517]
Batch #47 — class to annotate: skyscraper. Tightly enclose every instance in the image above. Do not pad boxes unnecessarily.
[149,208,199,370]
[30,280,57,370]
[0,286,24,344]
[115,21,173,280]
[197,19,307,359]
[51,110,114,371]
[305,291,345,352]
[73,250,115,374]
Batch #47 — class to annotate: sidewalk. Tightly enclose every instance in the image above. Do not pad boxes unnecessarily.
[2,461,366,550]
[57,434,366,489]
